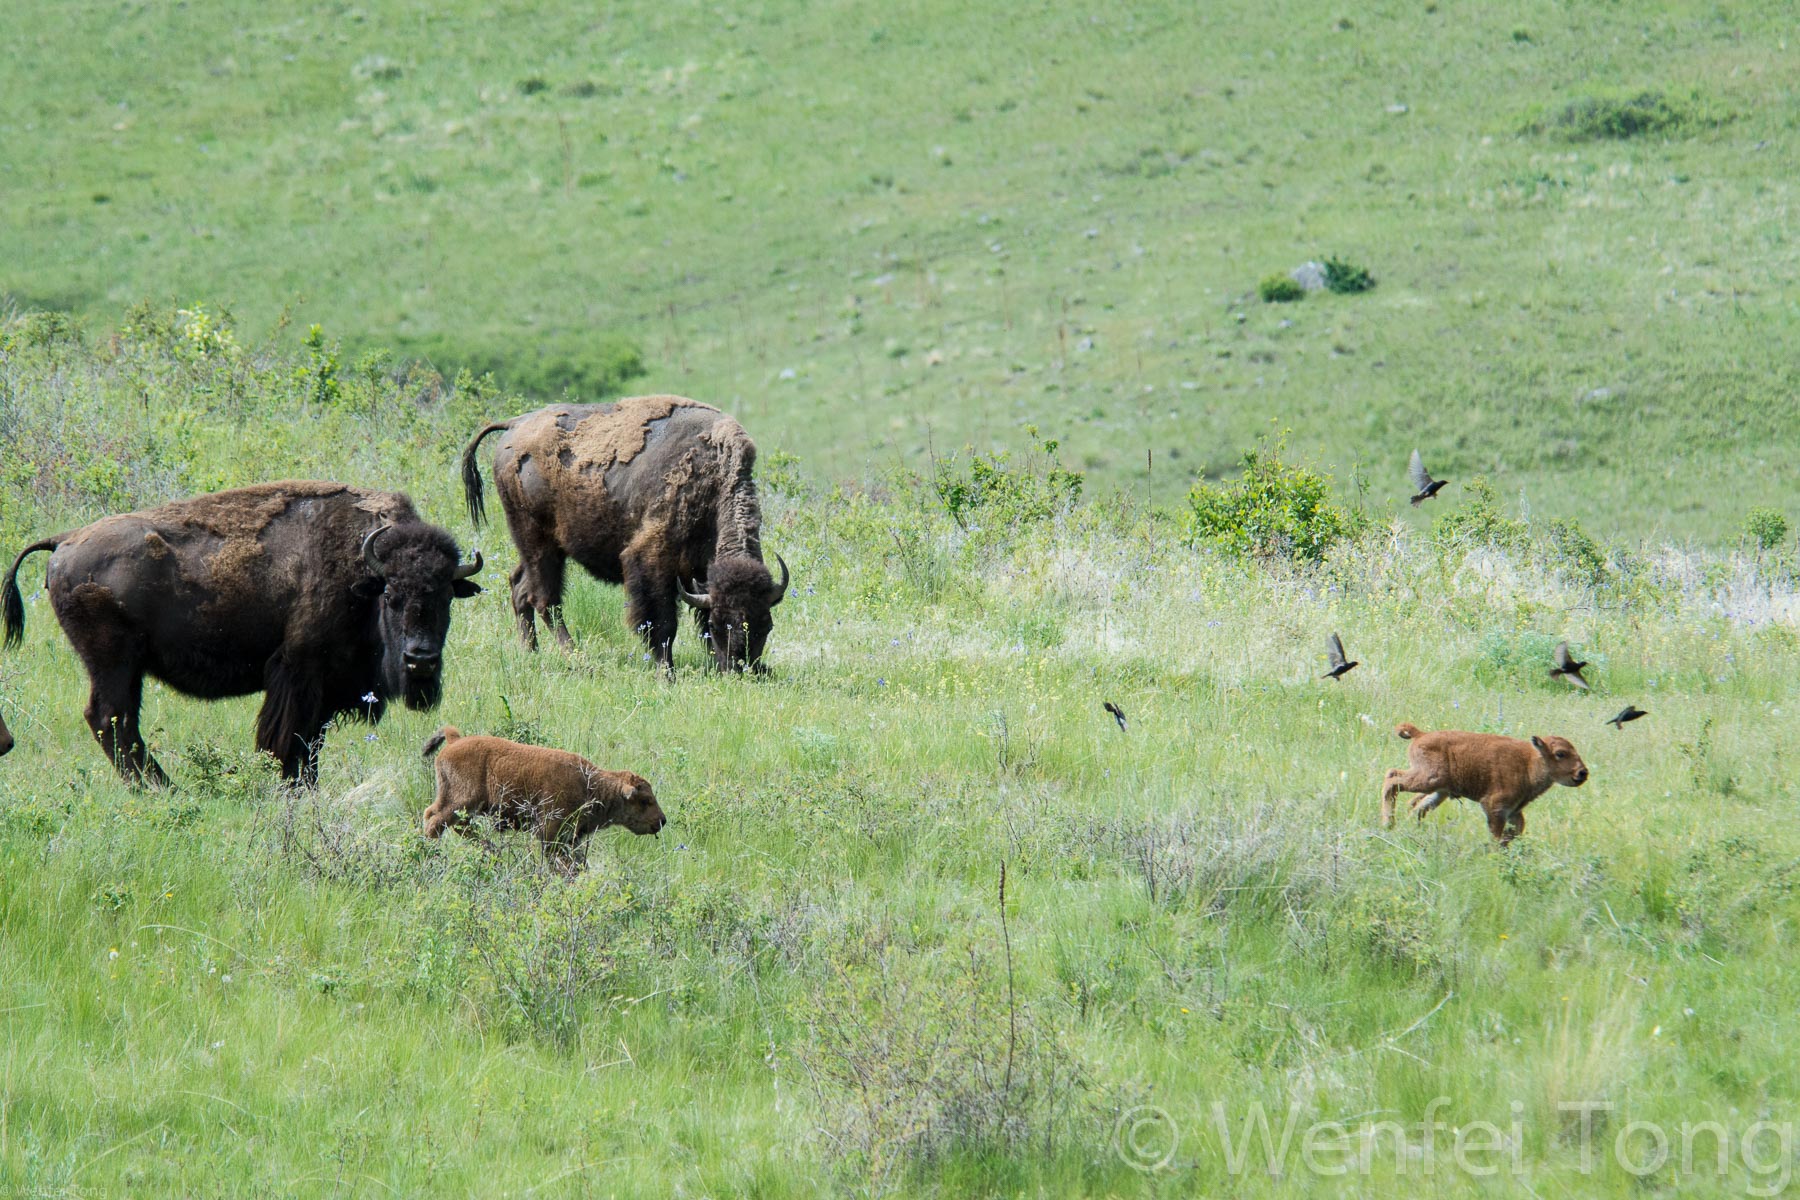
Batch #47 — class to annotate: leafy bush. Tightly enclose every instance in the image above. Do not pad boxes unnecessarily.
[1539,516,1609,587]
[1432,476,1526,553]
[1258,273,1304,303]
[1183,437,1359,563]
[1522,89,1723,142]
[936,430,1083,530]
[1744,507,1789,553]
[1323,257,1376,294]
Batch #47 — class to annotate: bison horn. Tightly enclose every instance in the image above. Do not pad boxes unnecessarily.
[769,552,789,605]
[677,579,711,611]
[361,525,391,579]
[453,550,483,581]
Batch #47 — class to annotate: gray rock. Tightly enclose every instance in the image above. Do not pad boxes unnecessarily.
[1290,261,1328,292]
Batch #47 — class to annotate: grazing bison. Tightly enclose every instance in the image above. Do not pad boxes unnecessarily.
[2,482,482,785]
[1381,722,1589,844]
[421,726,665,875]
[0,708,12,758]
[459,395,788,674]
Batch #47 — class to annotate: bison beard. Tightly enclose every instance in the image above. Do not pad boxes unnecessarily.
[2,482,481,786]
[460,395,788,674]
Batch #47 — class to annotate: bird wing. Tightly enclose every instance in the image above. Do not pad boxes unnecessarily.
[1552,640,1572,670]
[1327,632,1346,667]
[1409,448,1432,492]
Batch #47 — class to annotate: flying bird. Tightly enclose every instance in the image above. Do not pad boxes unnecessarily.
[1102,701,1127,732]
[1408,449,1448,506]
[1549,641,1591,691]
[1322,632,1359,680]
[1606,705,1647,729]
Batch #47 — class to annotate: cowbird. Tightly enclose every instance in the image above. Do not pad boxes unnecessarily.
[1550,641,1590,691]
[1606,705,1646,729]
[1409,449,1448,505]
[1102,701,1127,732]
[1323,632,1359,680]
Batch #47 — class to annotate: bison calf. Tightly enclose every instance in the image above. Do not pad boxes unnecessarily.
[421,727,665,874]
[1381,722,1588,844]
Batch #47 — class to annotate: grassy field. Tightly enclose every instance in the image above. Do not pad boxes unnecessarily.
[5,1,1800,1196]
[4,0,1799,537]
[2,320,1799,1196]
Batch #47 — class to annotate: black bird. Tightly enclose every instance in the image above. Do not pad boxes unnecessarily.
[1549,640,1591,691]
[1606,705,1647,729]
[1409,449,1448,506]
[1322,632,1359,680]
[1102,701,1127,732]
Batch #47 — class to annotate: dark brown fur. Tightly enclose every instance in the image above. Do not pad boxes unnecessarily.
[2,482,481,784]
[460,395,787,673]
[421,726,665,875]
[1381,722,1589,844]
[0,707,12,758]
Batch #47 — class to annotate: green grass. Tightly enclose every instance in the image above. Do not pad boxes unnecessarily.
[4,0,1799,538]
[3,325,1800,1195]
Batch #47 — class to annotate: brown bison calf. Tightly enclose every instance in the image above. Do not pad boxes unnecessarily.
[1381,722,1588,845]
[421,727,665,874]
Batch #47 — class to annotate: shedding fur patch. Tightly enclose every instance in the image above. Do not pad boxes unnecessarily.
[565,395,714,472]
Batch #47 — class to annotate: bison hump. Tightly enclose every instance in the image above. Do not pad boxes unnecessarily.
[562,395,718,473]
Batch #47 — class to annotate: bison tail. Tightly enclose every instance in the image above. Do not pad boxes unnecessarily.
[3,537,61,649]
[1395,722,1424,740]
[422,726,461,759]
[459,420,514,529]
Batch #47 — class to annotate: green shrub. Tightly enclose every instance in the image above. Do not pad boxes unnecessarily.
[1744,507,1789,552]
[1433,477,1526,553]
[1522,89,1724,142]
[1183,437,1359,563]
[1258,273,1304,303]
[1323,257,1376,294]
[1539,516,1608,587]
[936,430,1083,530]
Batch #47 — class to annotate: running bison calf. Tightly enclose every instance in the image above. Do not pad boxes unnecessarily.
[421,727,665,874]
[1381,722,1589,844]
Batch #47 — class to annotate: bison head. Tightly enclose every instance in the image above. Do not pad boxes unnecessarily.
[677,553,788,674]
[358,524,482,709]
[614,776,668,835]
[1531,735,1589,788]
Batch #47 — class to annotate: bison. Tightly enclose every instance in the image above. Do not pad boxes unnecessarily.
[2,481,482,785]
[421,726,665,875]
[1381,722,1589,844]
[0,707,12,758]
[459,395,788,674]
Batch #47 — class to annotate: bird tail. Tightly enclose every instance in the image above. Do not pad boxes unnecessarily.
[1395,722,1423,740]
[422,726,462,758]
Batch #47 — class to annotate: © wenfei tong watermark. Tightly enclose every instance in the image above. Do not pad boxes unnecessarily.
[1113,1099,1796,1193]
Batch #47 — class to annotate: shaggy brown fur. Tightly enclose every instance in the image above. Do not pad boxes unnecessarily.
[1381,722,1589,844]
[2,482,481,784]
[0,708,12,758]
[459,395,788,673]
[421,727,665,874]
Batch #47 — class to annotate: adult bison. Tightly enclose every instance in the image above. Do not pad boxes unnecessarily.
[0,708,12,758]
[460,395,787,674]
[2,482,482,785]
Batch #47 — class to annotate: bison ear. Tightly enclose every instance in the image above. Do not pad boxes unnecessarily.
[451,578,483,599]
[350,576,384,601]
[1531,736,1551,757]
